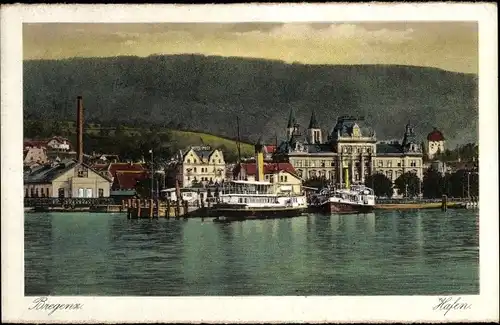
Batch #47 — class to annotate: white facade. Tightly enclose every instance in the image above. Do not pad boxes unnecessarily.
[178,146,226,187]
[427,140,445,160]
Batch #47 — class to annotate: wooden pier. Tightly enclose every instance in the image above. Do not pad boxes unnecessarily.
[123,198,212,219]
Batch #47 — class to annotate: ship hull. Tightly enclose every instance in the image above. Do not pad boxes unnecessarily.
[309,201,374,214]
[212,206,306,222]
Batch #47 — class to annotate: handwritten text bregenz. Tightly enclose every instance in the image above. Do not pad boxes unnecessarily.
[28,296,83,315]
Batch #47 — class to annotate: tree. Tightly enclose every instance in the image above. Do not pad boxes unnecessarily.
[422,168,444,199]
[394,172,421,198]
[134,177,151,198]
[114,124,126,137]
[444,169,479,198]
[27,120,50,138]
[364,173,393,198]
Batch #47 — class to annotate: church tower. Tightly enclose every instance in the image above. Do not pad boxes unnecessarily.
[286,108,298,140]
[307,109,322,144]
[401,121,420,153]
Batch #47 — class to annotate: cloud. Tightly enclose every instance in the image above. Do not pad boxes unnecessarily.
[235,23,414,44]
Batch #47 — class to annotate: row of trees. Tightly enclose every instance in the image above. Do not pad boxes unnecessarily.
[304,168,478,199]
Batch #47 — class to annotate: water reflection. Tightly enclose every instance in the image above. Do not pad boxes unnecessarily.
[25,210,479,296]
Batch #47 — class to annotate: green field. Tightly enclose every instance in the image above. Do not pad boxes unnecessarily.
[26,120,255,159]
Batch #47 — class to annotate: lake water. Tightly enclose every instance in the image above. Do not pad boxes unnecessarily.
[24,210,479,296]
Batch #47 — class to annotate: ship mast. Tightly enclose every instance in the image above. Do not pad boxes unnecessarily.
[236,116,242,180]
[236,116,242,162]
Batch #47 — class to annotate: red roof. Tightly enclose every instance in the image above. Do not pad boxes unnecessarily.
[113,171,149,190]
[107,163,146,176]
[237,162,297,177]
[427,128,445,141]
[24,139,48,149]
[264,145,276,153]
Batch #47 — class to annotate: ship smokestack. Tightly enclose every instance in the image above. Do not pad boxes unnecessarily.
[76,96,84,163]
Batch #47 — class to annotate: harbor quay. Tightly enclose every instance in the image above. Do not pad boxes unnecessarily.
[23,97,478,217]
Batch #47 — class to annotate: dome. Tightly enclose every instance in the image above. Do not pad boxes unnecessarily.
[427,128,445,141]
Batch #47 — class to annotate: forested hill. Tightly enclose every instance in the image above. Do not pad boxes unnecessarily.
[23,55,478,147]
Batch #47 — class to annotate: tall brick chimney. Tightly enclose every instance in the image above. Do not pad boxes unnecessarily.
[76,96,84,163]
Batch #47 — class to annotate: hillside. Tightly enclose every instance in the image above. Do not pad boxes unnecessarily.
[23,55,478,147]
[24,119,254,162]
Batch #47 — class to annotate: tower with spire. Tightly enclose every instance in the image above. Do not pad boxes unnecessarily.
[307,109,322,144]
[286,107,299,140]
[401,121,419,153]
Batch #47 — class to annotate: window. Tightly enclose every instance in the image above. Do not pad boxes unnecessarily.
[218,159,221,164]
[35,188,39,197]
[98,188,104,198]
[187,159,191,163]
[25,188,29,197]
[194,167,197,173]
[331,162,335,167]
[58,188,65,198]
[397,162,401,167]
[378,160,383,167]
[284,176,288,182]
[46,188,49,197]
[387,161,392,167]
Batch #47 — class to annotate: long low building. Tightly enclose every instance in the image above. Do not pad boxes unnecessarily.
[24,159,112,198]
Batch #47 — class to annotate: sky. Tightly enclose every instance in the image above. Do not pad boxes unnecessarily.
[23,22,478,74]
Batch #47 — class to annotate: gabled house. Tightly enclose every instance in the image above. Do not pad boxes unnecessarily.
[171,145,226,187]
[93,162,149,197]
[232,162,302,194]
[24,159,112,198]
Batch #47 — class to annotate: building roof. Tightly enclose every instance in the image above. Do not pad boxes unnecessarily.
[106,163,146,176]
[264,145,276,154]
[234,162,297,178]
[287,108,296,128]
[376,143,403,154]
[24,159,112,184]
[24,139,48,149]
[331,116,374,139]
[114,171,149,190]
[182,146,217,161]
[427,128,445,141]
[308,110,319,129]
[24,136,73,149]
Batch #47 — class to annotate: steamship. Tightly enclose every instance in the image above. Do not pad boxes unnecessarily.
[211,179,308,222]
[308,166,376,214]
[212,133,307,222]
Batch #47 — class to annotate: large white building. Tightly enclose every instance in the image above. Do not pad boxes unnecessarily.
[275,111,424,187]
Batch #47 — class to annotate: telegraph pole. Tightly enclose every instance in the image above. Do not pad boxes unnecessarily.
[150,149,154,199]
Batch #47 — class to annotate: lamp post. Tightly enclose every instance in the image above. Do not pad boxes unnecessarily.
[149,149,154,199]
